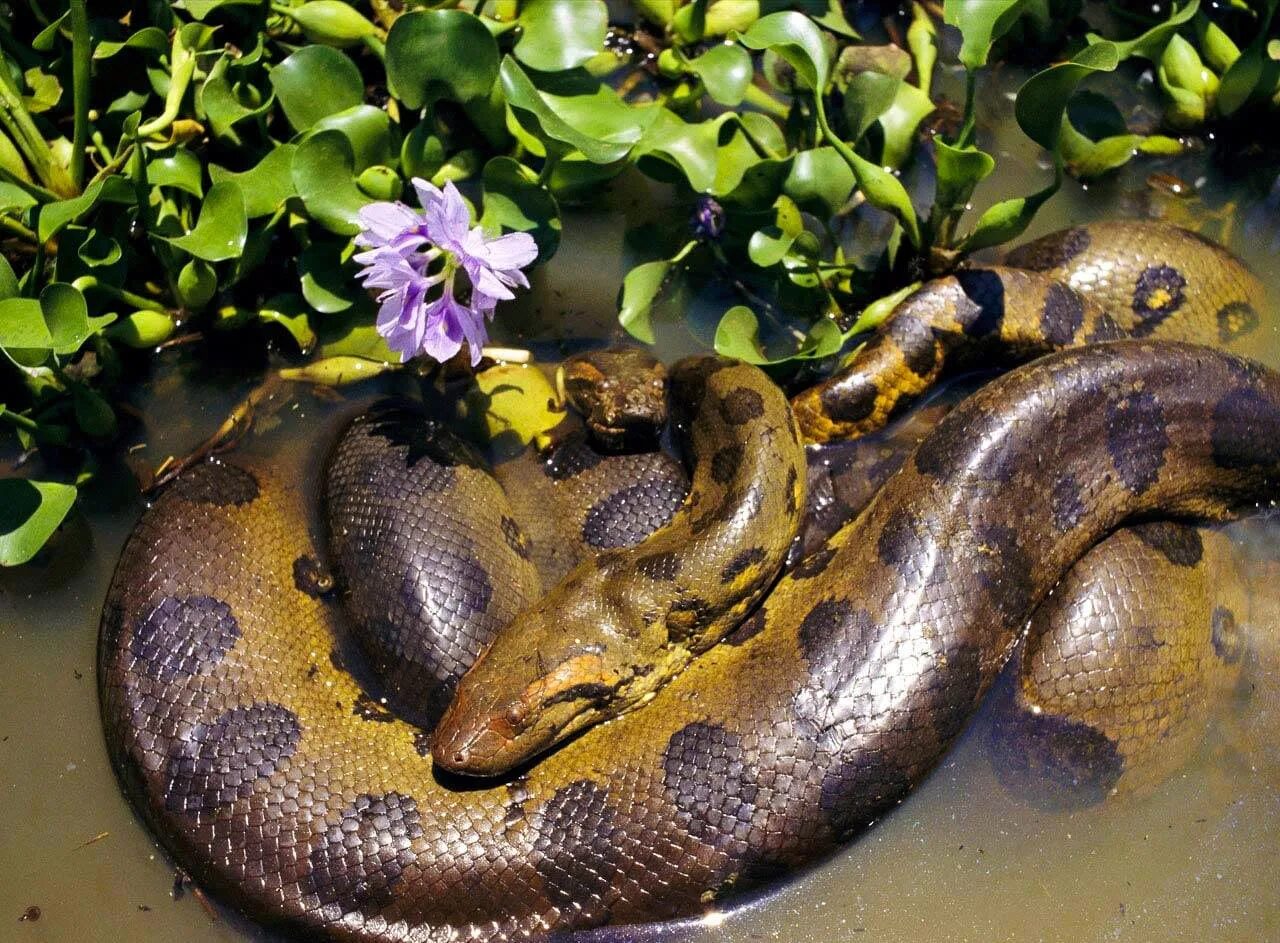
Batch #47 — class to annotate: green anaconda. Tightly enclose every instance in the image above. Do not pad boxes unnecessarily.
[100,223,1280,941]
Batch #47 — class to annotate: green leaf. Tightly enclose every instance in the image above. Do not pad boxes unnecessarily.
[877,80,934,168]
[961,173,1059,251]
[147,148,204,197]
[0,479,77,566]
[480,156,561,261]
[713,306,842,365]
[842,70,901,141]
[292,130,366,235]
[72,385,116,438]
[784,147,855,216]
[162,181,248,261]
[500,58,658,164]
[943,0,1034,70]
[258,296,316,354]
[813,0,862,38]
[269,45,363,132]
[22,67,61,113]
[309,104,393,171]
[687,43,753,106]
[37,175,134,242]
[177,258,218,308]
[735,11,831,91]
[933,139,995,214]
[174,0,259,18]
[0,297,52,353]
[42,283,114,355]
[1015,42,1120,152]
[200,52,274,144]
[386,10,501,107]
[0,182,36,214]
[516,0,607,71]
[210,145,297,218]
[299,242,356,313]
[1085,0,1199,62]
[618,241,696,343]
[0,256,18,299]
[286,0,378,47]
[401,121,446,180]
[95,26,169,59]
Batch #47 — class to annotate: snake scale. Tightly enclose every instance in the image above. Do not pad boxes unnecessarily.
[100,221,1280,941]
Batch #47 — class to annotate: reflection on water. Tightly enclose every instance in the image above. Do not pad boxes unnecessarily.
[3,64,1280,942]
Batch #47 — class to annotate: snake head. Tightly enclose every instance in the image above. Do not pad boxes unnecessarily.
[431,640,627,777]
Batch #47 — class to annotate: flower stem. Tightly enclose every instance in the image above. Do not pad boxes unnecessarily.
[743,83,790,119]
[137,31,198,138]
[68,0,90,191]
[71,276,172,313]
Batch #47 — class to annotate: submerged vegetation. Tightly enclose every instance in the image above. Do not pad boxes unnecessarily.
[1,0,1278,564]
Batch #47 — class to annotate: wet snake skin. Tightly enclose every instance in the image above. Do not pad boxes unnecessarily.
[100,221,1280,940]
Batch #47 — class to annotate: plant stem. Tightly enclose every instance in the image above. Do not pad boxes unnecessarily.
[742,82,790,119]
[0,213,37,242]
[956,69,978,149]
[0,407,39,433]
[71,276,171,313]
[0,58,76,196]
[68,0,90,191]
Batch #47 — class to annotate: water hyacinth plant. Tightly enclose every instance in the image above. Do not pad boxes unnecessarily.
[1,0,1279,565]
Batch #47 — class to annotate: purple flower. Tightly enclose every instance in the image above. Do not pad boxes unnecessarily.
[353,179,538,365]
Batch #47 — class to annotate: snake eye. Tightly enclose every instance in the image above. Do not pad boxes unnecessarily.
[505,702,528,730]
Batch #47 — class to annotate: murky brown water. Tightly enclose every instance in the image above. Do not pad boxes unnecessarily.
[3,63,1280,942]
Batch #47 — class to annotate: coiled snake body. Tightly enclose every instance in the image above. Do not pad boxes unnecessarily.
[100,222,1279,940]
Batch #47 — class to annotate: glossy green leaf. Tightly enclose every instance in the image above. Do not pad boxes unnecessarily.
[688,43,753,105]
[72,385,116,438]
[299,242,356,313]
[402,121,446,180]
[501,58,658,164]
[0,256,18,298]
[42,283,114,355]
[618,241,696,343]
[259,296,317,354]
[0,182,37,214]
[943,0,1034,70]
[1085,0,1198,62]
[292,130,366,235]
[516,0,607,71]
[105,310,176,347]
[784,147,855,215]
[713,305,842,365]
[269,45,363,131]
[0,479,77,566]
[961,173,1059,251]
[162,181,248,261]
[177,258,218,308]
[735,11,831,91]
[387,10,500,107]
[309,105,393,171]
[933,139,995,213]
[1015,42,1120,152]
[480,156,561,261]
[175,0,259,18]
[210,145,297,218]
[813,0,861,38]
[22,67,61,113]
[843,70,901,141]
[147,148,204,196]
[286,1,377,47]
[877,80,934,167]
[201,52,274,143]
[94,26,169,59]
[0,297,52,352]
[37,176,133,242]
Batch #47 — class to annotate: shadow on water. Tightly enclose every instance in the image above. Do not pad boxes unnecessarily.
[3,62,1280,943]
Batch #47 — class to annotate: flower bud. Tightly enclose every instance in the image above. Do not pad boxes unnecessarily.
[286,1,377,48]
[356,165,403,202]
[177,259,216,310]
[1195,18,1240,74]
[1158,34,1219,129]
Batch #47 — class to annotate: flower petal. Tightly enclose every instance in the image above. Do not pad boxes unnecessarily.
[356,201,427,249]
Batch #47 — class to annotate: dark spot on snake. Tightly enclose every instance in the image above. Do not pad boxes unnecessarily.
[819,374,879,425]
[913,411,970,479]
[1086,314,1127,343]
[401,546,493,623]
[500,515,532,560]
[308,792,425,914]
[797,599,863,666]
[720,387,766,426]
[1211,387,1280,470]
[171,462,259,506]
[583,481,684,549]
[974,524,1034,623]
[412,731,432,757]
[636,550,682,581]
[163,703,301,814]
[544,438,605,480]
[352,693,397,723]
[711,444,743,485]
[877,506,927,568]
[361,404,483,472]
[1130,264,1187,335]
[1105,390,1169,494]
[927,642,983,745]
[532,779,623,919]
[722,547,767,583]
[785,465,800,514]
[888,314,937,377]
[1217,300,1260,344]
[792,545,836,580]
[725,606,768,646]
[819,752,912,838]
[292,554,334,598]
[662,722,758,848]
[130,595,240,683]
[990,699,1123,810]
[1040,282,1085,346]
[953,269,1006,337]
[1050,472,1086,532]
[1211,605,1243,663]
[1004,226,1090,271]
[1131,521,1203,567]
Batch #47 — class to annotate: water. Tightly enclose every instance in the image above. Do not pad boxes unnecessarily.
[3,64,1280,942]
